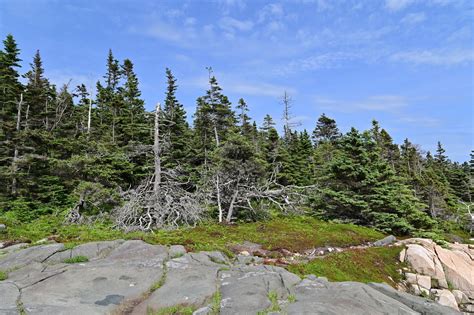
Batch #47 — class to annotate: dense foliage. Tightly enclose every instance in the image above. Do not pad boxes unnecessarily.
[0,35,472,236]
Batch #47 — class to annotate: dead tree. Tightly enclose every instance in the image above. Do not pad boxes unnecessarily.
[113,103,204,231]
[281,91,300,140]
[154,103,162,192]
[11,93,23,195]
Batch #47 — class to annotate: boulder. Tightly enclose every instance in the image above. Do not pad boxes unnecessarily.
[417,275,431,290]
[435,245,474,299]
[373,235,396,247]
[403,244,448,288]
[452,290,469,305]
[368,283,461,315]
[431,289,460,311]
[0,223,6,231]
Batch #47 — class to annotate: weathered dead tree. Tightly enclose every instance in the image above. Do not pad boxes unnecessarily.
[11,93,23,195]
[205,164,318,223]
[113,103,204,231]
[113,172,204,231]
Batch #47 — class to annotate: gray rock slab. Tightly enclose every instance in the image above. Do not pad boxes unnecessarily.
[219,265,300,315]
[368,282,461,315]
[44,240,124,264]
[132,252,223,314]
[0,243,29,255]
[169,244,186,258]
[102,240,168,267]
[0,281,20,314]
[287,280,419,315]
[0,243,65,270]
[20,261,164,315]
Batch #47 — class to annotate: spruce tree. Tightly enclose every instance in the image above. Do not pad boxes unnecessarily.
[312,113,340,146]
[119,59,147,144]
[315,128,434,234]
[236,98,252,137]
[161,68,191,170]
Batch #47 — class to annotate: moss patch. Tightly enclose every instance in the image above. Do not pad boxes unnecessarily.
[0,270,7,281]
[288,246,404,286]
[0,215,384,253]
[63,255,89,264]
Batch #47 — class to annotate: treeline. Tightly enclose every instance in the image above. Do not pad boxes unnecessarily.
[0,34,472,235]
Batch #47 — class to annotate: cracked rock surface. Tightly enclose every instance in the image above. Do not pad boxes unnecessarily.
[0,240,462,314]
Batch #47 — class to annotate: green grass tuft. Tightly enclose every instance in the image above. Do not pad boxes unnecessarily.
[0,270,7,281]
[288,246,405,286]
[209,290,221,315]
[63,255,89,264]
[149,305,196,315]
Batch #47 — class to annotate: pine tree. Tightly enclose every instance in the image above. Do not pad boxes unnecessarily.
[0,34,23,136]
[23,50,54,130]
[0,34,23,204]
[314,128,434,234]
[193,75,235,165]
[312,113,340,146]
[161,68,191,170]
[119,58,147,144]
[96,49,122,144]
[236,98,252,137]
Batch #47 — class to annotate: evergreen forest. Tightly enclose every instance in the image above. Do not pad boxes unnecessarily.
[0,34,472,240]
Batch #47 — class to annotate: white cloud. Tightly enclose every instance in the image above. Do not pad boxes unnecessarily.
[391,49,474,65]
[401,12,426,24]
[385,0,416,12]
[137,21,188,43]
[184,74,296,98]
[257,3,284,23]
[219,16,253,33]
[315,95,409,113]
[275,52,359,75]
[398,116,440,127]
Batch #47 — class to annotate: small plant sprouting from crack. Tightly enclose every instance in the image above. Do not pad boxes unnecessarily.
[150,261,168,292]
[209,290,221,315]
[0,270,7,281]
[257,290,281,315]
[16,298,27,315]
[170,252,184,259]
[63,256,89,264]
[288,294,296,303]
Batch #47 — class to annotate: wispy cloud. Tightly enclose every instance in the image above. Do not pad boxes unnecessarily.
[391,49,474,65]
[275,52,360,75]
[315,95,409,113]
[398,116,440,127]
[401,12,426,24]
[219,16,254,33]
[184,74,296,98]
[385,0,416,12]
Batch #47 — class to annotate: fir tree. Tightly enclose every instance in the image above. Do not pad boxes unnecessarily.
[312,113,340,146]
[161,68,190,169]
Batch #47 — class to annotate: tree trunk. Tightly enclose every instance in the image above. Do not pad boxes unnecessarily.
[213,124,223,223]
[11,93,23,195]
[226,188,239,223]
[87,94,92,137]
[154,103,161,194]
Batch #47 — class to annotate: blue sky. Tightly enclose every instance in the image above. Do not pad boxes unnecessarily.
[1,0,473,161]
